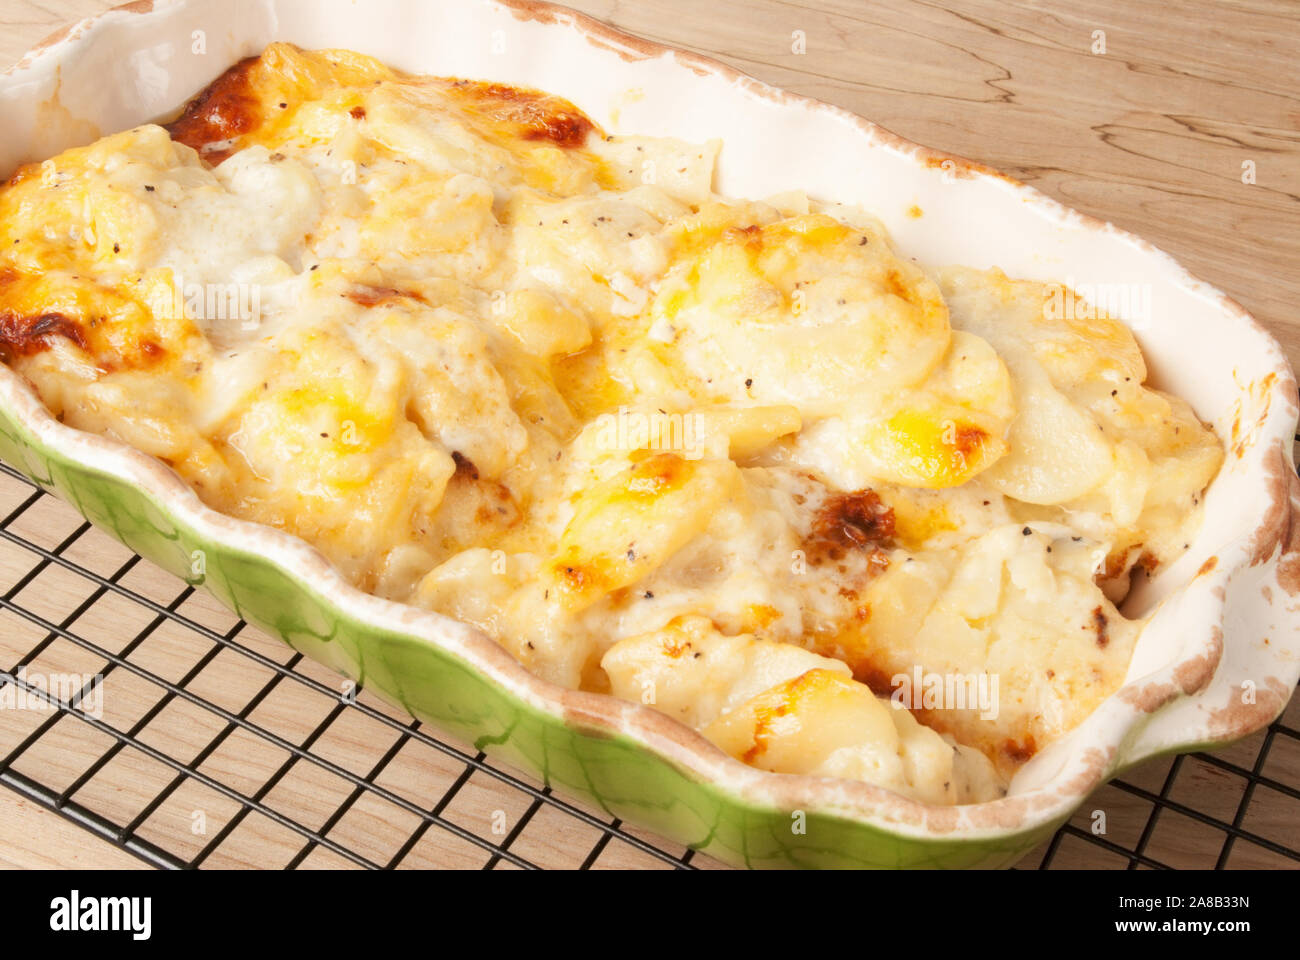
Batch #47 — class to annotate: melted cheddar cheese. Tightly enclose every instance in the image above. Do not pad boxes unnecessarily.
[0,44,1224,802]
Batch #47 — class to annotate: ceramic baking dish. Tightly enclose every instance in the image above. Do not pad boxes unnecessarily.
[1,0,1297,868]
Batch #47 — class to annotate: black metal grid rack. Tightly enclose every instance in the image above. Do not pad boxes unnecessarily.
[0,453,1297,870]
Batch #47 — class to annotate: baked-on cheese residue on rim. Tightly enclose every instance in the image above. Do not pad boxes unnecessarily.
[0,44,1223,804]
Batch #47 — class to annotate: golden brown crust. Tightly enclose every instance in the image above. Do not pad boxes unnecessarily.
[806,489,895,564]
[165,55,264,163]
[0,308,85,361]
[0,267,84,361]
[442,79,597,149]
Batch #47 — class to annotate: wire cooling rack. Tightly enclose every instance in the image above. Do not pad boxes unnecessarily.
[0,453,1297,870]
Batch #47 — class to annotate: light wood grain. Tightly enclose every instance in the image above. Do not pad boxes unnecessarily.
[0,0,1296,870]
[0,792,146,869]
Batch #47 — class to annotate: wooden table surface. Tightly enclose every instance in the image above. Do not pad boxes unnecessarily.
[0,0,1297,870]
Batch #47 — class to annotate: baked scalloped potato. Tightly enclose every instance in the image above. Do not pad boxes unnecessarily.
[0,44,1223,802]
